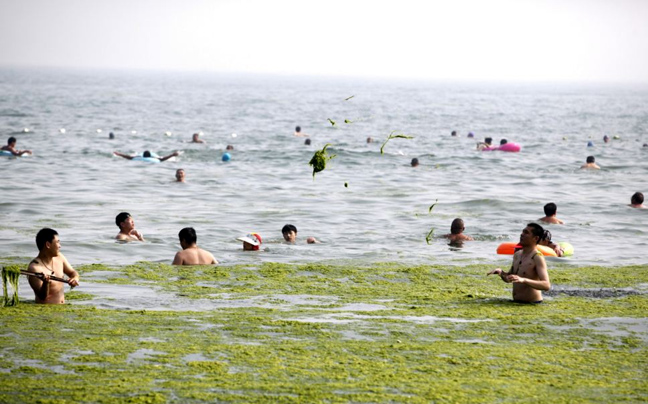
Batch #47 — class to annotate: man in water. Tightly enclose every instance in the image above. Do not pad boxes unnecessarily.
[237,233,263,251]
[538,202,564,224]
[172,227,218,265]
[581,156,600,169]
[282,224,318,244]
[444,218,474,242]
[27,228,80,304]
[487,223,551,303]
[477,137,494,150]
[191,133,205,143]
[411,158,419,167]
[629,192,646,209]
[115,212,144,241]
[294,126,309,137]
[175,169,186,183]
[113,150,180,162]
[1,136,32,156]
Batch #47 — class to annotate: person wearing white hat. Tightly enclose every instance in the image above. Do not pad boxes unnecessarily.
[237,233,262,251]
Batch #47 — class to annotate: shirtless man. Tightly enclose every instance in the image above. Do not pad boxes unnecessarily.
[113,150,179,162]
[175,169,186,182]
[115,212,144,241]
[538,202,564,224]
[1,136,32,156]
[282,224,319,244]
[444,218,474,242]
[629,192,646,209]
[172,227,218,265]
[580,156,600,170]
[294,126,309,137]
[27,228,80,304]
[487,223,551,303]
[190,133,206,143]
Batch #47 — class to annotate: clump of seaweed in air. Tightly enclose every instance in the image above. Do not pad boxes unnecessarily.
[425,199,438,245]
[309,144,336,179]
[380,131,414,154]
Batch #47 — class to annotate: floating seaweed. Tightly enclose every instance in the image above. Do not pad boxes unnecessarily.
[344,182,348,188]
[344,95,355,101]
[428,199,438,214]
[2,265,21,307]
[327,118,336,126]
[309,144,336,179]
[425,199,438,245]
[380,131,414,154]
[344,119,354,124]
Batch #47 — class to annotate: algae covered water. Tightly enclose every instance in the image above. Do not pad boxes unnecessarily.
[1,68,647,269]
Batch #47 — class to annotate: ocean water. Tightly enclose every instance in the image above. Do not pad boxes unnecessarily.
[1,68,647,268]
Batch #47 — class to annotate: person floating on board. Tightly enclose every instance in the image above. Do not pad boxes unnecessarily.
[538,202,564,224]
[115,212,144,242]
[27,228,80,304]
[172,227,218,265]
[487,223,551,303]
[113,150,179,162]
[1,136,32,156]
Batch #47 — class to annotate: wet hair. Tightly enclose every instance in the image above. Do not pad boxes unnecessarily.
[485,137,492,145]
[143,151,152,158]
[586,156,595,163]
[527,223,544,242]
[500,139,507,145]
[36,228,58,251]
[179,227,197,244]
[8,136,16,145]
[115,212,131,228]
[304,139,311,145]
[631,192,644,205]
[543,202,557,216]
[282,224,297,235]
[451,131,457,136]
[226,144,234,150]
[450,218,464,235]
[411,158,419,167]
[295,126,301,133]
[541,229,552,242]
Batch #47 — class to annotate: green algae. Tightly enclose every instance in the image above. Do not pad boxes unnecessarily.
[380,131,414,154]
[308,144,336,178]
[2,265,21,306]
[1,261,647,403]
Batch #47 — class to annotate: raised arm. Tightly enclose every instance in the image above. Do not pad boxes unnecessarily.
[60,253,80,287]
[113,151,134,160]
[159,151,180,162]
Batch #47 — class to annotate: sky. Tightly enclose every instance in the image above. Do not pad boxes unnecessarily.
[1,0,647,83]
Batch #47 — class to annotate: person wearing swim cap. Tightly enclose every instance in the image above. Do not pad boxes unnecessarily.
[237,233,262,251]
[222,153,231,162]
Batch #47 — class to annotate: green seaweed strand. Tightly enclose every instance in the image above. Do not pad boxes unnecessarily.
[2,265,21,307]
[309,144,336,179]
[380,131,414,154]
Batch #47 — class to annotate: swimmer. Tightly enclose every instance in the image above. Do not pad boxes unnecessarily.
[304,138,312,145]
[109,132,115,139]
[172,227,218,265]
[282,224,318,244]
[226,145,234,150]
[487,223,551,303]
[629,192,646,209]
[444,218,474,243]
[538,229,564,257]
[580,155,600,170]
[190,133,206,143]
[1,136,32,156]
[451,131,457,137]
[603,135,610,143]
[113,150,180,162]
[477,137,494,151]
[538,202,564,224]
[175,169,186,183]
[27,228,80,304]
[115,212,144,241]
[411,158,419,167]
[467,132,475,138]
[500,139,508,145]
[237,233,262,251]
[366,137,374,143]
[294,126,309,137]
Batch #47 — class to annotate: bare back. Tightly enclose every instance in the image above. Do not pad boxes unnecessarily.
[173,247,217,265]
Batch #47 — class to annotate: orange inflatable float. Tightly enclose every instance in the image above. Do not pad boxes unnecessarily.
[496,242,557,257]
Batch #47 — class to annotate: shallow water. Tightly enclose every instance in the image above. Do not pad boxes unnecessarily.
[1,68,647,270]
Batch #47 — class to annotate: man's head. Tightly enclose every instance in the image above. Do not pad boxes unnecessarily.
[36,228,59,253]
[304,138,311,145]
[178,227,197,248]
[176,169,185,182]
[485,137,493,145]
[282,224,297,243]
[143,151,152,158]
[226,144,234,150]
[520,223,544,247]
[295,126,301,133]
[451,131,457,136]
[586,156,595,163]
[603,135,610,143]
[631,192,644,205]
[116,212,133,230]
[500,139,508,145]
[450,218,465,235]
[109,132,115,139]
[543,202,557,216]
[411,158,419,167]
[7,136,16,146]
[238,233,262,251]
[192,133,200,141]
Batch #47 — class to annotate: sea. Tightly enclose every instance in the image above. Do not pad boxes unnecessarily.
[1,68,647,269]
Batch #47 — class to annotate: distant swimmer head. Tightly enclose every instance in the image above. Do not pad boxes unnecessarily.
[631,192,644,205]
[109,132,115,139]
[7,136,16,146]
[467,132,474,138]
[544,202,557,216]
[603,135,610,143]
[451,131,457,137]
[485,137,492,145]
[238,233,262,251]
[644,143,648,148]
[226,144,234,150]
[295,126,301,133]
[450,218,465,235]
[500,139,508,145]
[586,155,595,163]
[304,138,311,145]
[366,137,374,143]
[222,152,231,162]
[175,168,185,182]
[410,158,419,167]
[587,141,594,147]
[143,150,152,158]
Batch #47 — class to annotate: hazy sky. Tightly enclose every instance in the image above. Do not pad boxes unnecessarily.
[1,0,647,82]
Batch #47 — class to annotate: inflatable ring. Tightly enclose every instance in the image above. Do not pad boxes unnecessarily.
[497,143,521,152]
[496,242,557,257]
[132,152,160,163]
[1,150,16,157]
